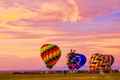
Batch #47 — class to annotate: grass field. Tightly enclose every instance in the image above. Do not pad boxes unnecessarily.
[0,73,120,80]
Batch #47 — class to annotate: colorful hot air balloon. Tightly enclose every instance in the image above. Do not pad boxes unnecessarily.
[89,53,114,73]
[67,50,86,71]
[40,44,61,69]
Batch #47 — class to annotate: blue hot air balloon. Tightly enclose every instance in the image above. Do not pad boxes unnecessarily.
[67,50,86,71]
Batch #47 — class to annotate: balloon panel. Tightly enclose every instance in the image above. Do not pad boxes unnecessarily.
[104,55,114,65]
[40,44,61,69]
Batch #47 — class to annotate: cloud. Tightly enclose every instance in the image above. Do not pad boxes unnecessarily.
[104,45,120,49]
[0,7,36,22]
[1,10,120,39]
[0,54,45,70]
[31,0,80,22]
[0,0,80,22]
[76,0,120,19]
[0,0,120,22]
[0,33,120,70]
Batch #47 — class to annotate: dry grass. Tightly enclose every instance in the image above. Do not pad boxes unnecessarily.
[0,73,120,80]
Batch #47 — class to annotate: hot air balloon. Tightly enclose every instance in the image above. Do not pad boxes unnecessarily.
[67,50,86,72]
[40,44,61,69]
[89,53,114,73]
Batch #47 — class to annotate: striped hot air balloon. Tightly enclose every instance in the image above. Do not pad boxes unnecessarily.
[40,44,61,69]
[89,53,114,73]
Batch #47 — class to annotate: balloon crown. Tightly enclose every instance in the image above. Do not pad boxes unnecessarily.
[67,49,76,58]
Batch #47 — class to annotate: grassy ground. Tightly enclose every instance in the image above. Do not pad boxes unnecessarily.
[0,73,120,80]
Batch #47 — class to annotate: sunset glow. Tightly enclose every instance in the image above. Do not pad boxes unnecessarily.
[0,0,120,71]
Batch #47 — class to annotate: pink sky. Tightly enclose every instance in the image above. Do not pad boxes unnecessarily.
[0,0,120,71]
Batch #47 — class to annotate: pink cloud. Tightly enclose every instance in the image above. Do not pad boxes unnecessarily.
[0,0,120,22]
[0,54,45,70]
[76,0,120,19]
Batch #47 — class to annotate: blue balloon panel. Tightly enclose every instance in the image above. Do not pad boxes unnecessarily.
[67,53,86,71]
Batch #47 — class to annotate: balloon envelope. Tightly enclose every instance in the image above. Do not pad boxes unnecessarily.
[89,53,114,73]
[40,44,61,69]
[67,53,86,71]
